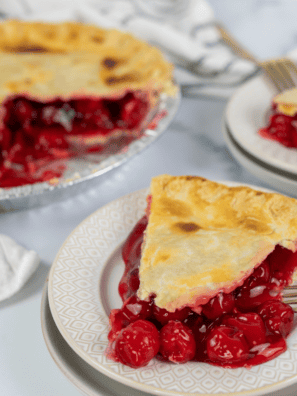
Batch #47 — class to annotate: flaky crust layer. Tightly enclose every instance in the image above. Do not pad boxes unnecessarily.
[273,87,297,116]
[138,175,297,312]
[0,20,175,103]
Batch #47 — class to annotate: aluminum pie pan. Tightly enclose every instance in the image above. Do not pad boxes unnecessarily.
[0,88,180,211]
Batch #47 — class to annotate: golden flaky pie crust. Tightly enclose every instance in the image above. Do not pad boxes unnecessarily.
[273,87,297,116]
[138,175,297,312]
[0,20,175,104]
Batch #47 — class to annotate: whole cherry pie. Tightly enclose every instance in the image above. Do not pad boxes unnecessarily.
[107,175,297,368]
[0,20,175,187]
[259,87,297,148]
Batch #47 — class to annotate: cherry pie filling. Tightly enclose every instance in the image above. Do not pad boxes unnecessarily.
[259,103,297,148]
[0,92,150,187]
[107,215,297,368]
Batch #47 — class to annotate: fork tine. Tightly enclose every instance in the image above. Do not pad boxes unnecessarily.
[283,284,297,291]
[277,60,296,89]
[260,64,283,92]
[260,60,290,92]
[282,283,297,311]
[261,59,297,92]
[284,59,297,86]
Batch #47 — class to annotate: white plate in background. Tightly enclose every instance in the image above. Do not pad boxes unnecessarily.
[223,120,297,197]
[226,75,297,174]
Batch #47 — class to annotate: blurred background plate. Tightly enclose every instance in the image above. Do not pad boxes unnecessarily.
[225,74,297,174]
[223,120,297,197]
[0,89,180,211]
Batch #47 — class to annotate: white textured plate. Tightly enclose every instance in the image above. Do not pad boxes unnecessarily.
[42,283,297,396]
[226,75,297,174]
[48,186,297,396]
[0,90,179,211]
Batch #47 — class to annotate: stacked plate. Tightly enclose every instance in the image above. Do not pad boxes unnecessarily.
[224,75,297,197]
[42,186,297,396]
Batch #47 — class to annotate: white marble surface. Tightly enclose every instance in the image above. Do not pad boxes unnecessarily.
[1,1,297,396]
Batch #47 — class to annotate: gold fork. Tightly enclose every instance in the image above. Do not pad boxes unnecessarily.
[217,24,297,93]
[282,284,297,312]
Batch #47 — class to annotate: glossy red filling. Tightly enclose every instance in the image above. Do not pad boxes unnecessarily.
[259,103,297,148]
[0,92,149,187]
[107,216,297,369]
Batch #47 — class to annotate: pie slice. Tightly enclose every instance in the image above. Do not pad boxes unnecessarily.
[107,175,297,369]
[259,87,297,147]
[0,20,175,187]
[138,174,297,312]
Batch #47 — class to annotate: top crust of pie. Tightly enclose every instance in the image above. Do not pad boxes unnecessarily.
[0,20,175,103]
[138,175,297,312]
[273,87,297,116]
[274,88,297,106]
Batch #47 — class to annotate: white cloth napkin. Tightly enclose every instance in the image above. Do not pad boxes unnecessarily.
[0,234,40,301]
[0,0,258,99]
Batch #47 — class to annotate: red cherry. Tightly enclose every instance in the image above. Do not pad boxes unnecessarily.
[108,309,130,342]
[4,132,31,165]
[235,282,281,311]
[93,108,114,129]
[159,321,196,363]
[270,114,292,127]
[36,131,69,150]
[0,126,12,152]
[251,261,270,285]
[118,268,139,303]
[74,99,100,116]
[207,326,250,364]
[153,304,192,325]
[268,245,297,286]
[118,216,147,303]
[122,295,152,322]
[120,94,149,128]
[273,125,293,146]
[202,292,235,320]
[182,311,199,328]
[115,320,160,368]
[14,99,33,126]
[222,313,266,348]
[122,215,147,264]
[258,300,294,337]
[191,316,216,361]
[129,268,140,292]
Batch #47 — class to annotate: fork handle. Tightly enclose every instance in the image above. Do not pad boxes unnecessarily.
[216,24,258,63]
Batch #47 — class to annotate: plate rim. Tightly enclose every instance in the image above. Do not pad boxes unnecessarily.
[226,74,297,174]
[223,119,297,183]
[41,280,117,396]
[48,185,297,396]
